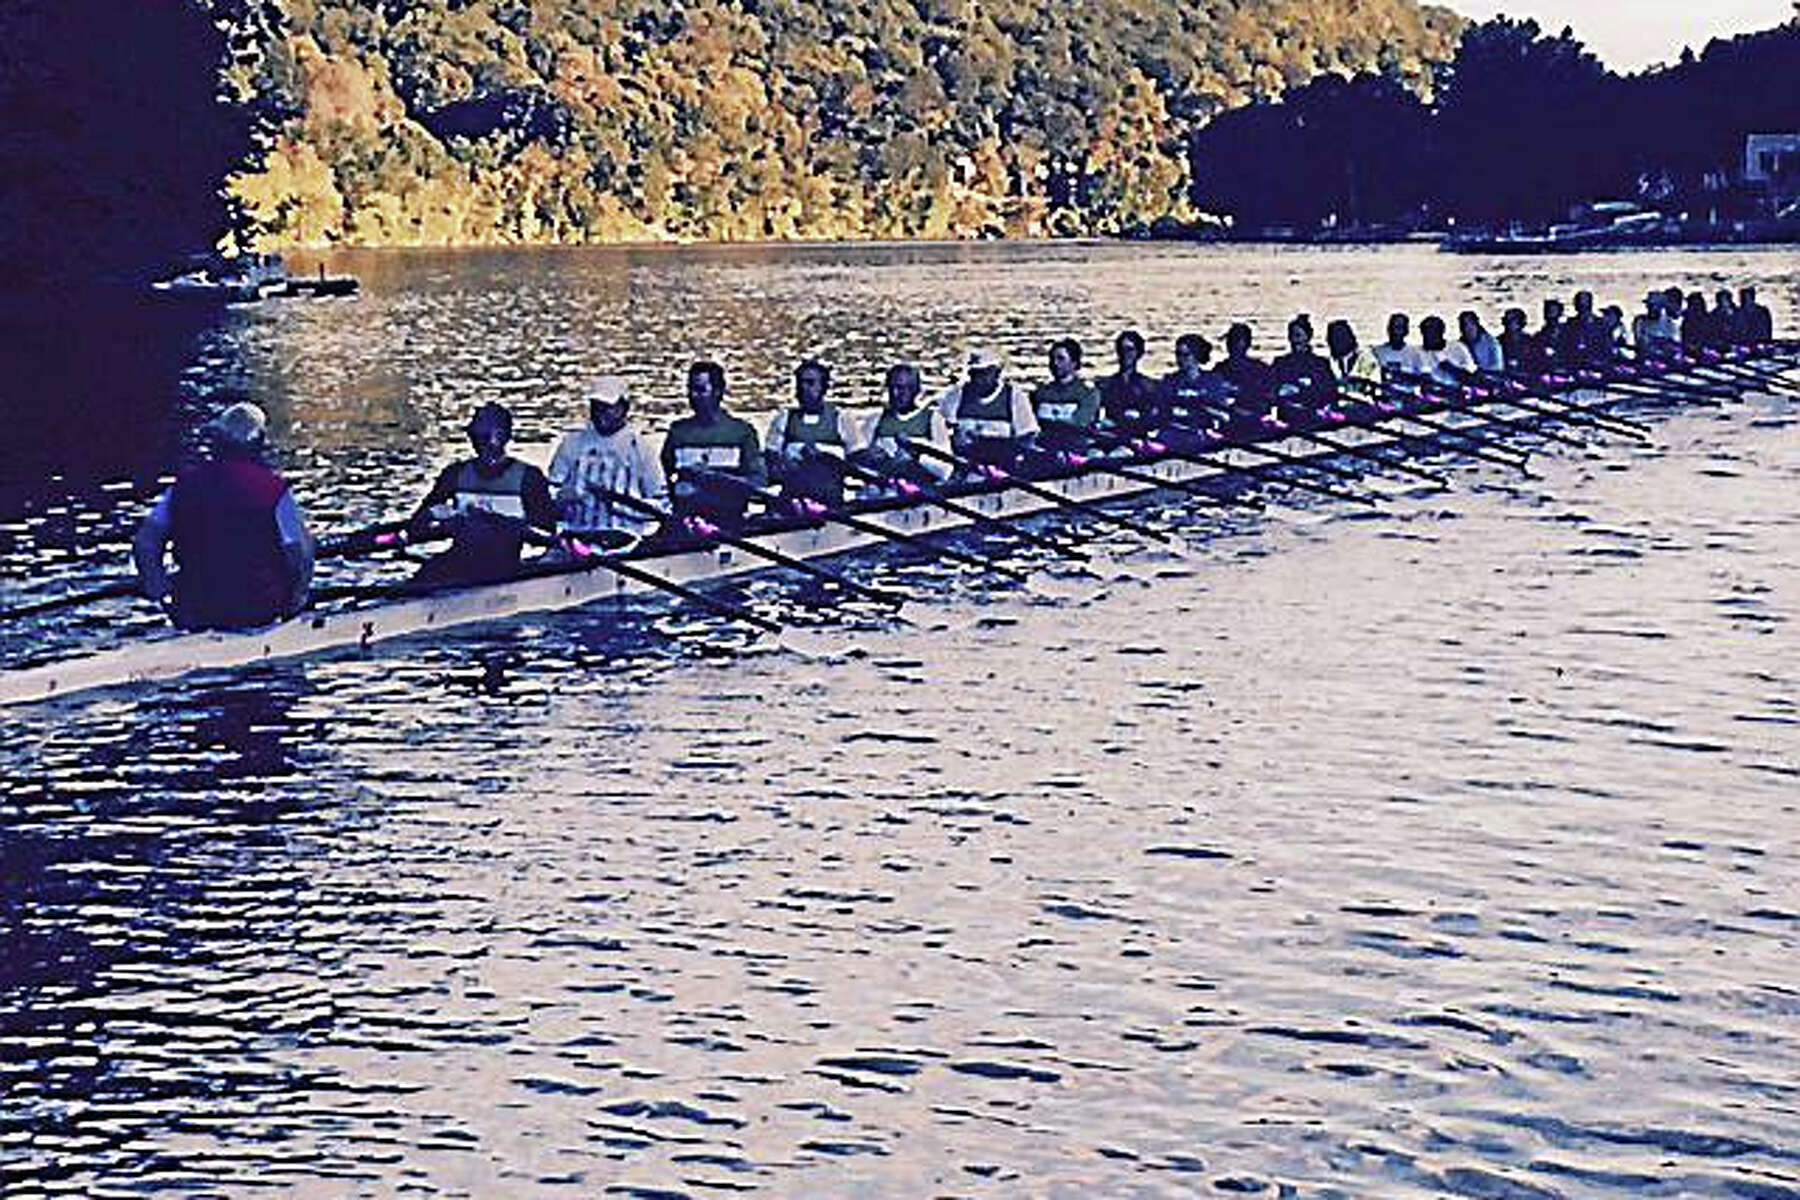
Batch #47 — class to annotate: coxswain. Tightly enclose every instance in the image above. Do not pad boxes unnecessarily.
[133,400,313,630]
[660,360,766,529]
[854,362,953,487]
[1270,315,1337,421]
[936,347,1038,470]
[1097,330,1163,437]
[764,358,859,508]
[1030,338,1103,454]
[1739,287,1774,345]
[1159,333,1234,446]
[409,401,558,587]
[1370,313,1430,382]
[547,375,666,544]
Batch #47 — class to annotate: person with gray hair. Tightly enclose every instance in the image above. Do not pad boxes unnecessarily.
[133,399,314,630]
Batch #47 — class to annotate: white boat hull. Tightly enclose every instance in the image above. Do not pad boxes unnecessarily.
[0,376,1772,708]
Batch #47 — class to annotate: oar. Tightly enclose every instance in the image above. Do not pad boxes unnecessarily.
[1402,375,1593,451]
[311,544,787,637]
[690,468,1031,583]
[315,518,420,560]
[0,578,142,622]
[1276,421,1454,487]
[902,439,1178,544]
[1483,374,1652,439]
[598,488,912,610]
[1690,351,1800,397]
[1344,380,1536,473]
[1133,420,1381,507]
[836,459,1093,562]
[1036,423,1266,509]
[566,543,783,635]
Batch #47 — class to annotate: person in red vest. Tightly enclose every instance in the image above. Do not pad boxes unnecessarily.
[133,400,314,630]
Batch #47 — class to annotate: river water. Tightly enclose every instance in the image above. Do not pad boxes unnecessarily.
[2,243,1798,1197]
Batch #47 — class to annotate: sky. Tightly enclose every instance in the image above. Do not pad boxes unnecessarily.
[1444,0,1794,71]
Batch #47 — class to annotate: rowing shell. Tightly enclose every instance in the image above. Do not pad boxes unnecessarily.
[0,375,1769,708]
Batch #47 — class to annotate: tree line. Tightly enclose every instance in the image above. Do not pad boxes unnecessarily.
[1189,16,1800,231]
[217,0,1460,246]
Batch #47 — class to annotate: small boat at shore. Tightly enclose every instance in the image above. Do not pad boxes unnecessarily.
[151,254,359,302]
[3,354,1787,710]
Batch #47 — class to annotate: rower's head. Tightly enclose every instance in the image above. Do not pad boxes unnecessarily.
[1048,338,1082,383]
[1224,322,1253,358]
[1686,291,1708,315]
[1419,315,1448,352]
[1643,291,1664,316]
[466,402,513,469]
[204,399,268,459]
[1542,297,1564,326]
[1740,285,1758,307]
[1664,285,1685,313]
[1285,316,1312,354]
[964,346,1004,396]
[1714,288,1736,311]
[1572,290,1595,318]
[795,359,831,413]
[1501,307,1526,333]
[1325,319,1357,359]
[1114,329,1145,374]
[686,360,727,418]
[1456,310,1483,343]
[1602,304,1625,330]
[585,376,631,436]
[885,362,922,411]
[1174,333,1211,374]
[1385,313,1409,346]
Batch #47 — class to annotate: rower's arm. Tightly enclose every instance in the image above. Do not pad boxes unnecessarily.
[409,464,458,531]
[738,423,768,489]
[522,466,559,532]
[274,490,314,613]
[132,491,175,602]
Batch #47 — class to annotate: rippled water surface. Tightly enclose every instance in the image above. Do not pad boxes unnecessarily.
[3,243,1799,1197]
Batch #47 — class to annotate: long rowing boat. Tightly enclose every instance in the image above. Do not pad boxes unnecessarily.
[1,361,1790,709]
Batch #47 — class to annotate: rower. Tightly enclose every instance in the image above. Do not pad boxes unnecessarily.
[409,401,558,587]
[1270,315,1337,421]
[661,360,765,529]
[1600,305,1630,359]
[1030,338,1102,454]
[133,399,314,631]
[1560,291,1610,364]
[1324,320,1382,394]
[1097,330,1163,437]
[936,346,1038,470]
[1452,310,1504,375]
[764,358,858,508]
[1160,333,1233,446]
[1740,286,1774,344]
[853,362,952,487]
[548,375,666,544]
[1632,292,1680,355]
[1417,315,1458,384]
[1371,313,1429,382]
[1499,308,1544,376]
[1215,322,1275,415]
[1680,292,1712,352]
[1712,289,1742,347]
[1535,298,1568,369]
